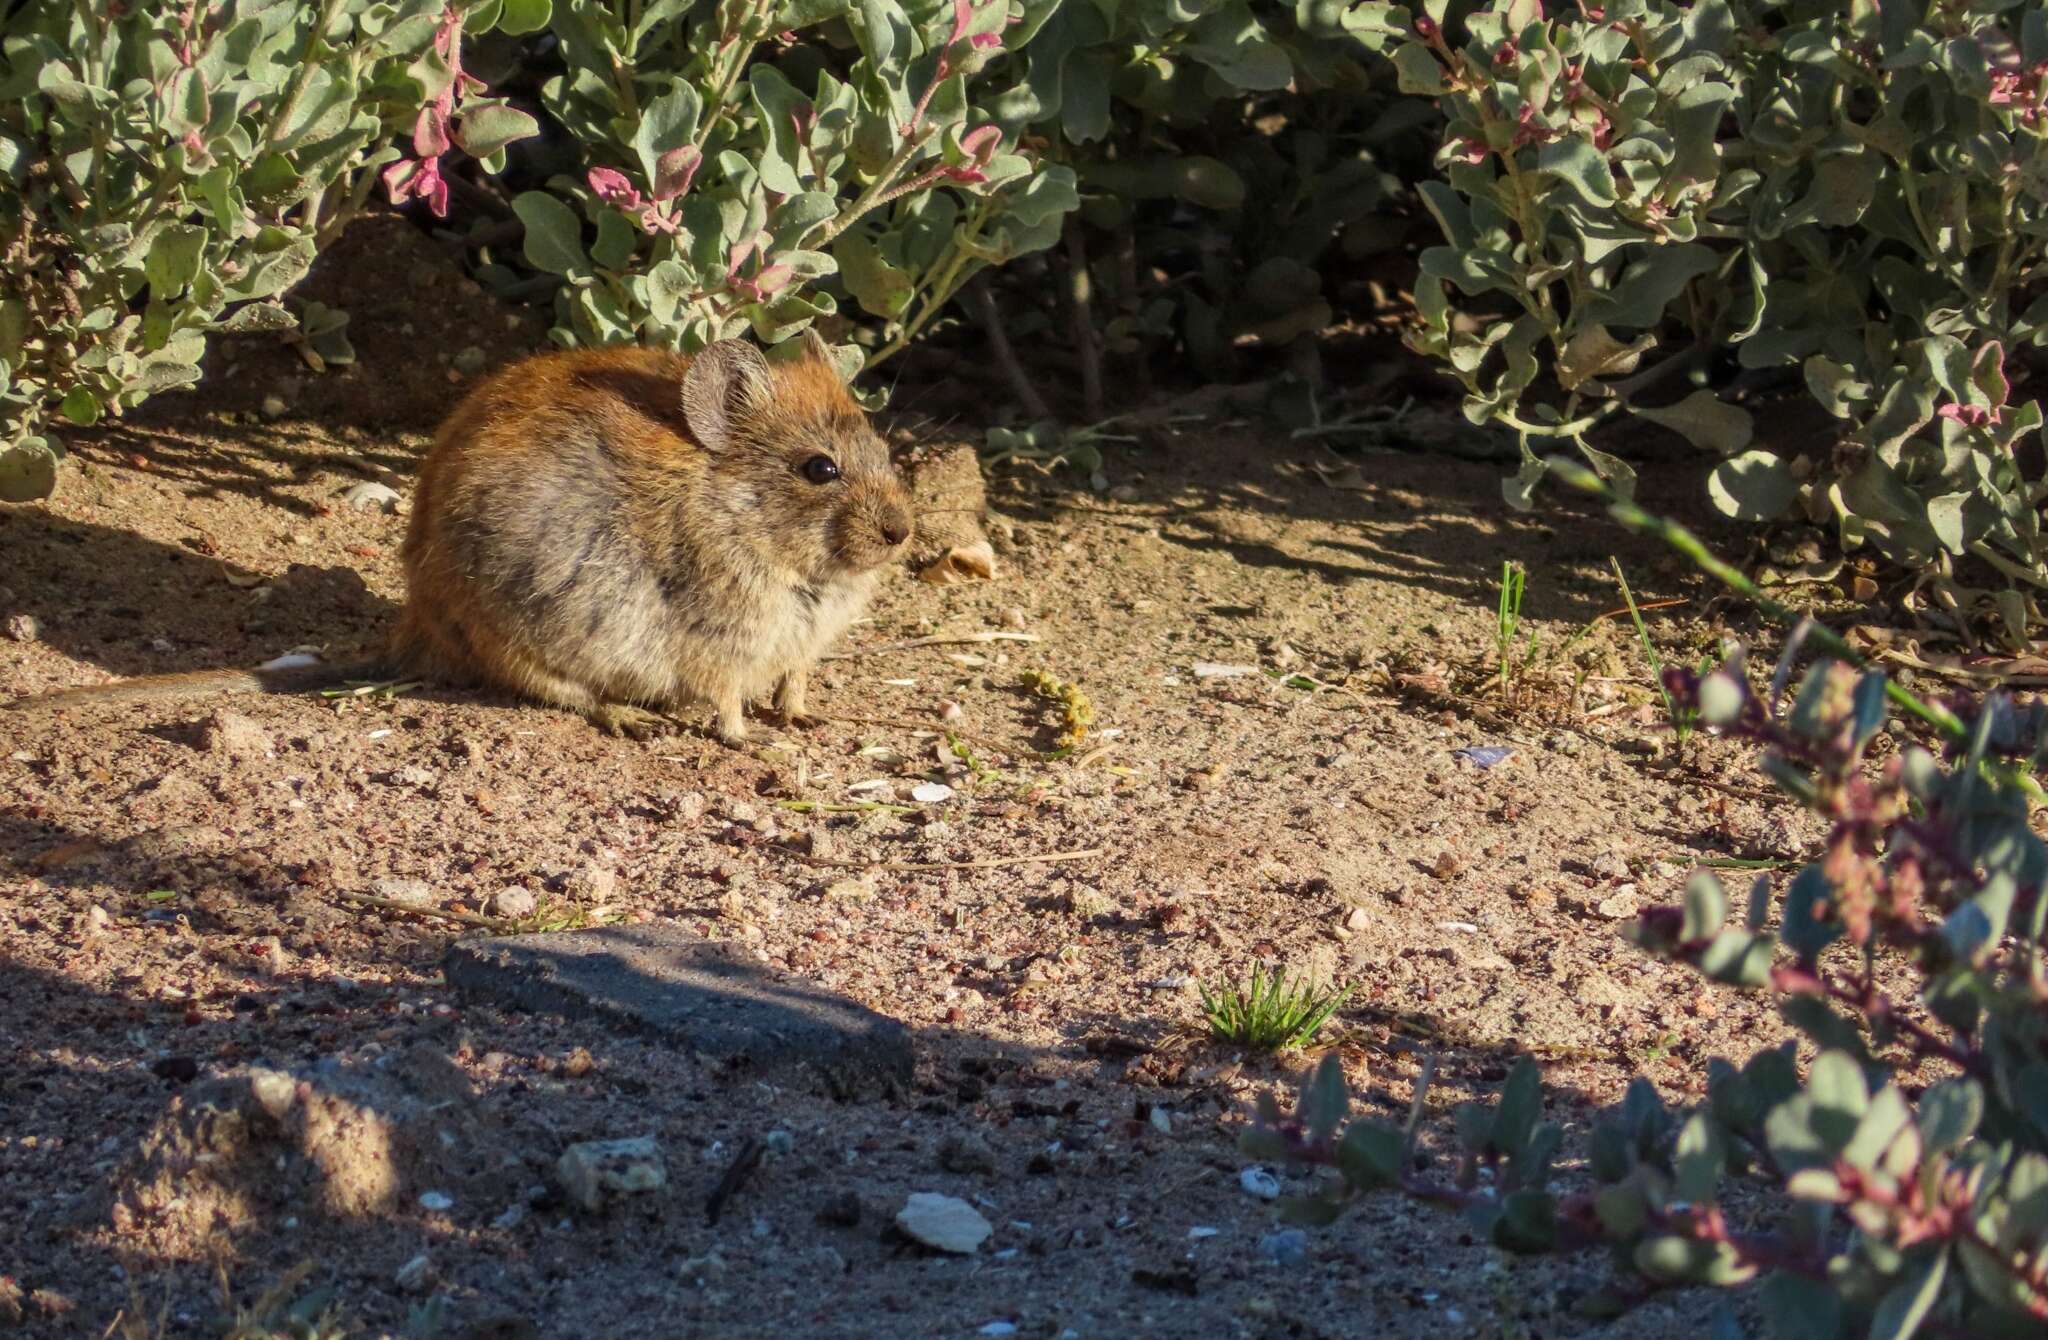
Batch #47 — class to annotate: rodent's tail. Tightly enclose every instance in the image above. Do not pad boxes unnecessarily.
[5,656,394,714]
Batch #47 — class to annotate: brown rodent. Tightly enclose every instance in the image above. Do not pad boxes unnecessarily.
[6,333,916,743]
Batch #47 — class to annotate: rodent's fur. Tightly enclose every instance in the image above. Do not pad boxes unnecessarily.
[6,334,915,742]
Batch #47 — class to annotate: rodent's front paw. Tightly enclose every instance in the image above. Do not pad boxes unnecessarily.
[590,703,671,740]
[780,710,820,730]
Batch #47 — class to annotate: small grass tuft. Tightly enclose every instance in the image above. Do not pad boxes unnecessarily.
[1199,964,1351,1051]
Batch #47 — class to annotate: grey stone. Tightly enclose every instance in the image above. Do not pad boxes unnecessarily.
[442,926,913,1099]
[895,1192,991,1254]
[556,1136,666,1213]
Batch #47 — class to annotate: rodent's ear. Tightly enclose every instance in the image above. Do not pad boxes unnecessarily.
[798,326,833,366]
[681,339,774,452]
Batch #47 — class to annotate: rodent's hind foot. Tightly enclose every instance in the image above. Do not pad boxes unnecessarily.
[586,702,671,740]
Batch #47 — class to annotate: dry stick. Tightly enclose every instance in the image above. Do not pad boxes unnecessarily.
[1062,219,1105,422]
[704,1137,765,1226]
[826,631,1042,660]
[335,890,510,932]
[968,274,1053,421]
[783,846,1104,873]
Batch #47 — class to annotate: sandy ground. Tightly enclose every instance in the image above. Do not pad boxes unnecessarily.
[0,216,1831,1339]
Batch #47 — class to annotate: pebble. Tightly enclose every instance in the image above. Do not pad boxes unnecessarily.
[393,1254,432,1291]
[1001,607,1028,630]
[980,1324,1018,1337]
[556,1136,667,1213]
[765,1129,795,1157]
[1239,1167,1281,1200]
[260,393,288,418]
[201,711,274,760]
[1188,1226,1220,1239]
[452,345,488,376]
[912,781,956,804]
[371,878,436,908]
[938,1132,997,1175]
[1590,851,1630,881]
[894,1192,992,1254]
[248,1069,296,1119]
[492,886,538,918]
[1148,1107,1172,1135]
[342,481,402,512]
[4,613,37,643]
[418,1191,454,1212]
[1258,1228,1308,1266]
[1595,886,1640,920]
[1344,907,1370,932]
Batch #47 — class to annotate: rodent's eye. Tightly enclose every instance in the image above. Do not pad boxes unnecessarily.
[800,454,841,485]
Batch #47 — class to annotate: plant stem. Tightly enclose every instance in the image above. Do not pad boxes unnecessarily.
[1062,218,1104,421]
[968,273,1053,419]
[263,0,347,151]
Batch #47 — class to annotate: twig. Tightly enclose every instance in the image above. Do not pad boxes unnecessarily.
[1062,219,1105,421]
[827,631,1041,659]
[783,847,1104,873]
[334,890,510,931]
[704,1138,765,1226]
[968,274,1053,420]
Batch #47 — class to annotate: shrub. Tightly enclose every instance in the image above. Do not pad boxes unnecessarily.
[0,0,539,502]
[464,0,1078,385]
[971,0,1431,409]
[1352,0,2048,632]
[1244,468,2048,1338]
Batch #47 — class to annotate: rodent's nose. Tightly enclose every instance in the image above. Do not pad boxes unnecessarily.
[881,515,911,547]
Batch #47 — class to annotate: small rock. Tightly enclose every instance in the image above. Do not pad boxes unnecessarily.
[980,1324,1019,1337]
[669,790,707,823]
[567,864,618,904]
[1239,1167,1281,1200]
[1188,1226,1220,1239]
[249,1068,296,1119]
[938,1133,997,1175]
[4,613,37,643]
[452,345,489,376]
[342,481,402,513]
[1595,886,1640,920]
[556,1136,667,1213]
[895,1192,992,1254]
[765,1129,795,1157]
[815,1190,862,1228]
[912,781,956,804]
[260,393,288,418]
[393,1254,432,1292]
[201,710,274,760]
[1590,851,1630,881]
[150,1056,199,1085]
[492,886,538,919]
[1344,907,1370,932]
[1001,608,1028,630]
[1258,1228,1308,1267]
[371,878,436,908]
[83,905,111,936]
[1149,1107,1172,1136]
[419,1191,454,1212]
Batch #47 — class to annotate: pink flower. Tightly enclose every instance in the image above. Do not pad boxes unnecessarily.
[1936,403,1995,428]
[413,105,451,158]
[587,166,643,209]
[948,0,1000,49]
[382,156,449,217]
[1451,136,1489,164]
[653,145,702,202]
[937,124,1002,184]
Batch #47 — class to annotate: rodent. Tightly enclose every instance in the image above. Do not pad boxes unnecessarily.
[5,332,916,743]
